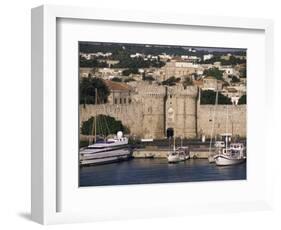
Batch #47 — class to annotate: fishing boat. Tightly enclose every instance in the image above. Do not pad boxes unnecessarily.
[208,88,246,166]
[214,112,246,166]
[214,142,246,166]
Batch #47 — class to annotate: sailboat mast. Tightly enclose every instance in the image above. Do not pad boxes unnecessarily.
[214,88,218,142]
[226,105,229,149]
[173,133,176,151]
[94,88,98,143]
[209,86,218,154]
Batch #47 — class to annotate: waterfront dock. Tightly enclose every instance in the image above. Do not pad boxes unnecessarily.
[132,146,212,159]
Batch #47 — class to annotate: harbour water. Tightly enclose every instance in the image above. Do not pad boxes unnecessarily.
[79,158,246,187]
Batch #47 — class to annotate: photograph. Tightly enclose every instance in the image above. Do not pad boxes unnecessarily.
[78,42,247,187]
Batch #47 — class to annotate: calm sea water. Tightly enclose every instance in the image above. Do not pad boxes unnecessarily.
[79,158,246,187]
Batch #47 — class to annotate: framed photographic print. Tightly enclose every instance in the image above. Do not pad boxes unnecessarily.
[31,5,274,224]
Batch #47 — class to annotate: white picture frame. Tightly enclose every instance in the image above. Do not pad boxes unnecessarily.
[31,4,274,225]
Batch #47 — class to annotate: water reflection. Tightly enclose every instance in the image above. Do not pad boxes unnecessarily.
[80,158,246,187]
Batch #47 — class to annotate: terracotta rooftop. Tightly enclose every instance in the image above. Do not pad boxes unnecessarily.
[204,76,216,80]
[104,80,133,91]
[193,80,203,86]
[227,87,238,93]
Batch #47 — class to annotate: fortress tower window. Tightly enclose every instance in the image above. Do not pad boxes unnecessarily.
[120,98,122,104]
[129,99,132,104]
[124,98,127,104]
[114,98,117,104]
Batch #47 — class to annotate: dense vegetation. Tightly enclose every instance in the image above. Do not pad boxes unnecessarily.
[79,77,110,104]
[112,56,165,69]
[143,76,155,81]
[79,42,246,68]
[229,75,240,83]
[122,68,139,76]
[182,77,193,87]
[239,67,247,78]
[162,76,181,86]
[80,42,201,56]
[80,42,246,58]
[203,67,224,80]
[124,78,136,83]
[111,77,122,82]
[79,57,109,68]
[81,115,130,136]
[200,90,232,105]
[238,95,246,104]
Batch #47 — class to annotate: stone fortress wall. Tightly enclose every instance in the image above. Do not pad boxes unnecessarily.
[197,104,246,138]
[80,103,145,137]
[80,84,246,139]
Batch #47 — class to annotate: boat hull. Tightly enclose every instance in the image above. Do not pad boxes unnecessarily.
[167,155,180,163]
[80,148,131,166]
[214,155,246,166]
[208,154,216,163]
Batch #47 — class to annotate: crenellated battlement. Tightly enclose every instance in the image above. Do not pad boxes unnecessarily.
[80,84,246,139]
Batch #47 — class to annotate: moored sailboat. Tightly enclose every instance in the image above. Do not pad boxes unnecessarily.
[167,136,189,163]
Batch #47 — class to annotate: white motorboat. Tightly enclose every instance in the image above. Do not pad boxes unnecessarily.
[79,88,131,166]
[80,131,131,166]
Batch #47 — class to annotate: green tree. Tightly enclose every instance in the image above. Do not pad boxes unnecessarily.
[124,78,136,83]
[238,95,246,104]
[230,75,240,83]
[122,69,131,76]
[79,56,109,68]
[182,77,193,87]
[200,90,232,105]
[143,76,155,81]
[111,77,122,82]
[239,67,247,78]
[162,76,180,86]
[122,68,139,76]
[81,115,130,136]
[203,67,224,80]
[79,77,110,104]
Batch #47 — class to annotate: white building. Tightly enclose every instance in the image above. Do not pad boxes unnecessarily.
[203,54,214,61]
[219,66,234,75]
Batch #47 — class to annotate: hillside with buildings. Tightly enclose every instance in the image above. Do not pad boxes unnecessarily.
[79,42,247,139]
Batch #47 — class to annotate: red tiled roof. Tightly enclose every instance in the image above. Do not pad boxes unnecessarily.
[227,87,238,93]
[104,80,133,91]
[193,80,203,86]
[204,76,216,80]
